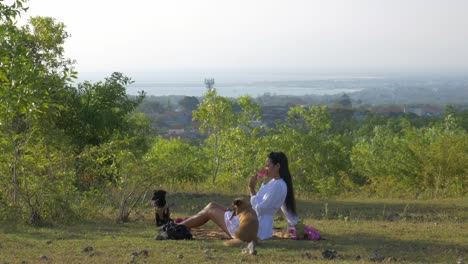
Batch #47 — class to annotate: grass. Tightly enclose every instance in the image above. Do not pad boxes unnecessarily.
[0,193,467,263]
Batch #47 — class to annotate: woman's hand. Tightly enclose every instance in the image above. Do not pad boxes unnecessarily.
[248,175,257,196]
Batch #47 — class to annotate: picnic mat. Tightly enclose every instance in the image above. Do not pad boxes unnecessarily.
[190,228,295,240]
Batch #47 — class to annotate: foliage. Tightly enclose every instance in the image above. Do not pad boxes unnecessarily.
[58,72,145,149]
[144,136,207,190]
[0,0,28,23]
[114,149,154,222]
[137,100,166,113]
[445,105,468,131]
[0,15,76,129]
[0,4,83,224]
[193,90,269,191]
[329,94,357,135]
[0,133,78,225]
[119,112,153,157]
[280,106,352,196]
[405,115,467,197]
[1,0,467,229]
[178,96,199,112]
[193,89,235,186]
[75,139,157,222]
[75,143,119,192]
[214,96,268,192]
[352,115,467,198]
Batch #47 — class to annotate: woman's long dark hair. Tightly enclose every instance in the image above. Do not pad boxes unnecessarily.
[268,151,297,216]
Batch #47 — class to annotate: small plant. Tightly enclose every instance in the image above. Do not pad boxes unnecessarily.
[322,202,329,220]
[401,204,410,222]
[382,204,387,221]
[338,213,344,221]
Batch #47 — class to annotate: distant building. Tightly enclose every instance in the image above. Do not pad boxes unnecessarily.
[373,107,404,115]
[404,105,442,116]
[168,125,185,135]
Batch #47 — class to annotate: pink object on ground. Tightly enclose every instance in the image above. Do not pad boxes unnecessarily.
[288,224,321,240]
[257,169,268,179]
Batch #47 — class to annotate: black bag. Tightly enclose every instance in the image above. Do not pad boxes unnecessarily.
[158,220,192,240]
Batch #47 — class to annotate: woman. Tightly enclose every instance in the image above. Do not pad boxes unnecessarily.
[179,151,298,240]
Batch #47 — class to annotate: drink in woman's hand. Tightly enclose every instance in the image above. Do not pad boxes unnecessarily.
[257,169,268,179]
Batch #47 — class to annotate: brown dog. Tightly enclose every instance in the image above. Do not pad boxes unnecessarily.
[224,197,259,254]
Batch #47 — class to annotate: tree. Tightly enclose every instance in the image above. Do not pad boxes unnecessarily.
[204,78,215,91]
[271,106,352,196]
[217,96,267,191]
[334,93,352,109]
[445,105,468,131]
[330,93,356,134]
[178,96,199,112]
[193,89,234,186]
[57,72,145,150]
[1,3,79,224]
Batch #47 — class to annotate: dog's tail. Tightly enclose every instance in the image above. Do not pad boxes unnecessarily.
[223,238,243,247]
[223,238,259,247]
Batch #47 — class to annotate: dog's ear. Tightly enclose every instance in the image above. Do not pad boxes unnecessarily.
[233,199,242,207]
[154,189,167,196]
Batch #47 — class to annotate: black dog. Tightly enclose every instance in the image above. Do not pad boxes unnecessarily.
[156,220,193,240]
[151,190,171,227]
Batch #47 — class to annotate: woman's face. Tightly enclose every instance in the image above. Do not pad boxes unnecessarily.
[265,158,280,177]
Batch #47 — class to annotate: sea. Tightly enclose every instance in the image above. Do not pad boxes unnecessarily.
[126,83,365,98]
[78,71,381,98]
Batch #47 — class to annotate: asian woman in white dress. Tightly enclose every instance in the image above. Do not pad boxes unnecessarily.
[179,152,298,240]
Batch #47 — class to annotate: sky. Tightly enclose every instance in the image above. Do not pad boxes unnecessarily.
[16,0,468,77]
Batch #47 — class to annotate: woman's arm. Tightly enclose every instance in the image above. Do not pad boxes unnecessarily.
[248,175,257,196]
[251,180,287,216]
[281,204,298,225]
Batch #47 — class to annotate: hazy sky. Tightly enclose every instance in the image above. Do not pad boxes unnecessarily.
[19,0,468,76]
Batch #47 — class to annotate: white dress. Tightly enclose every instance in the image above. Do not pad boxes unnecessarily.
[224,178,298,240]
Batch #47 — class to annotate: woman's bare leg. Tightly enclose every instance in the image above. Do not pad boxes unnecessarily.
[179,202,231,236]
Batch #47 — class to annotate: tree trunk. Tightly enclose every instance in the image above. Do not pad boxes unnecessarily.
[13,145,19,203]
[119,172,129,222]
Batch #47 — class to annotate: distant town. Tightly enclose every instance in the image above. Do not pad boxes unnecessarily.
[135,78,467,140]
